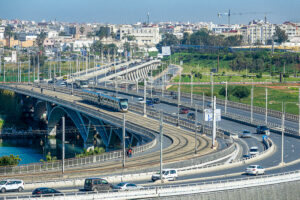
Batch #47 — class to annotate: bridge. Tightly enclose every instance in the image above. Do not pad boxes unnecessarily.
[0,67,300,199]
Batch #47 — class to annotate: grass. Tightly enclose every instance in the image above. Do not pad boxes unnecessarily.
[0,119,3,129]
[168,84,299,115]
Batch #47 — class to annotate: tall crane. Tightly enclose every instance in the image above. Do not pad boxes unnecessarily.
[217,9,231,26]
[218,10,272,26]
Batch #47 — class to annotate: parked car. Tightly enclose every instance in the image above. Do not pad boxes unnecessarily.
[138,97,144,103]
[187,113,196,120]
[32,187,61,196]
[114,182,143,190]
[256,126,270,135]
[84,178,113,192]
[249,146,259,156]
[179,108,189,114]
[245,165,265,175]
[151,169,178,182]
[240,130,251,138]
[0,179,24,193]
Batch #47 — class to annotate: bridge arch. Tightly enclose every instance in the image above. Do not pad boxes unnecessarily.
[48,106,88,143]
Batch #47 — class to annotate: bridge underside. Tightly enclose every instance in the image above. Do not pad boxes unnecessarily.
[31,98,146,150]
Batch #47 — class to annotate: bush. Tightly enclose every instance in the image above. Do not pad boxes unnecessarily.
[0,154,21,166]
[283,73,289,78]
[256,73,263,78]
[232,86,250,100]
[219,86,235,97]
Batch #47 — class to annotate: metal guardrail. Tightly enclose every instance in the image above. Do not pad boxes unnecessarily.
[94,85,299,136]
[6,139,283,200]
[0,84,158,175]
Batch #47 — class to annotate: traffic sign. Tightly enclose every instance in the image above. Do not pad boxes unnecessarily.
[204,109,221,122]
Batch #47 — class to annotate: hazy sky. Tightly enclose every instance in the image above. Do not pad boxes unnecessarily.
[0,0,299,24]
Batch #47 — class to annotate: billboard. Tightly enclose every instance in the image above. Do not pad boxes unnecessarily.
[204,109,221,122]
[162,46,171,56]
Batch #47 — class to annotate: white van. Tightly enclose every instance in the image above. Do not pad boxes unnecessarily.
[151,169,178,181]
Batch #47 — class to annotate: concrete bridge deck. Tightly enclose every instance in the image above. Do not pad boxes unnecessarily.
[0,84,214,179]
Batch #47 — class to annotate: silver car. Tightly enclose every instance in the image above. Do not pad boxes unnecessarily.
[246,165,265,175]
[114,182,143,190]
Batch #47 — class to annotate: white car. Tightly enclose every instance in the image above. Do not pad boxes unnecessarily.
[138,97,144,103]
[114,182,143,190]
[246,165,265,175]
[151,169,178,181]
[249,146,259,156]
[0,179,24,193]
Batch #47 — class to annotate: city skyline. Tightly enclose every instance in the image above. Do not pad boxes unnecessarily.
[0,0,300,24]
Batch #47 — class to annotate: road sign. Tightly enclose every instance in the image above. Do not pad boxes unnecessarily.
[204,109,221,122]
[162,46,171,56]
[180,60,183,66]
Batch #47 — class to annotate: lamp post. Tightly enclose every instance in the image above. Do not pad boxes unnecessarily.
[281,102,285,166]
[265,87,268,125]
[177,72,181,127]
[194,104,198,154]
[190,73,193,105]
[143,79,147,117]
[225,81,228,114]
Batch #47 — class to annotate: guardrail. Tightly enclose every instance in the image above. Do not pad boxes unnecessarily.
[93,85,299,137]
[10,140,279,200]
[0,84,158,175]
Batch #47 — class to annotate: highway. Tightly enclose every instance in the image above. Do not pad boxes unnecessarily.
[1,78,300,198]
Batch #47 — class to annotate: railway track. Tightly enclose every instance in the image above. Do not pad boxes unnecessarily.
[0,84,213,181]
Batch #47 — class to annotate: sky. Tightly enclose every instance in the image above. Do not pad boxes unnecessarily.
[0,0,300,24]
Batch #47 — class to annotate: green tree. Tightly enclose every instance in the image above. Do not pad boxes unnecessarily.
[36,31,47,49]
[95,26,110,39]
[156,33,179,52]
[0,154,21,166]
[79,26,85,35]
[232,86,250,100]
[274,26,288,44]
[219,86,235,98]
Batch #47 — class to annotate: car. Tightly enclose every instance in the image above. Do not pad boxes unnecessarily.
[187,113,196,120]
[114,182,143,190]
[243,154,251,159]
[84,178,113,192]
[153,98,160,104]
[146,100,154,107]
[151,169,178,182]
[0,179,24,193]
[249,146,259,156]
[59,81,67,86]
[179,108,189,114]
[32,187,61,196]
[207,102,212,108]
[138,97,144,103]
[245,165,265,175]
[240,130,251,138]
[256,126,270,135]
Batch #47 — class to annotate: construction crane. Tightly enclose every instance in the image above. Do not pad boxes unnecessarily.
[218,10,272,26]
[217,9,231,26]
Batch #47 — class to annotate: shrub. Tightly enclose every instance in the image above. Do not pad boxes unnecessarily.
[0,154,21,166]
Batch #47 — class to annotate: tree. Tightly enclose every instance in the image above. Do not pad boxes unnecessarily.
[156,33,179,52]
[95,26,110,39]
[79,26,85,35]
[232,86,250,100]
[274,26,288,44]
[0,154,21,166]
[181,32,191,45]
[36,31,47,49]
[189,29,211,46]
[4,25,13,47]
[219,86,235,98]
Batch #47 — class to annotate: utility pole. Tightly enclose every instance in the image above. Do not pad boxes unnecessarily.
[194,105,198,154]
[212,96,217,148]
[62,116,65,174]
[299,88,300,135]
[159,111,163,181]
[37,54,40,82]
[177,72,181,127]
[143,79,147,117]
[202,92,205,134]
[251,86,254,123]
[281,102,285,165]
[225,81,228,114]
[211,72,214,104]
[28,55,30,83]
[265,88,268,125]
[190,73,193,105]
[3,62,5,82]
[123,113,126,168]
[86,53,88,75]
[136,80,138,93]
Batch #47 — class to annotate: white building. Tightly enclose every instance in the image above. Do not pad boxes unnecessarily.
[118,26,161,47]
[241,22,275,45]
[0,26,5,40]
[73,39,94,52]
[48,31,59,38]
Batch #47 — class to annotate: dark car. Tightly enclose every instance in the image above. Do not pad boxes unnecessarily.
[32,187,61,197]
[84,178,113,192]
[187,113,195,120]
[179,108,189,114]
[256,126,270,135]
[153,98,160,104]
